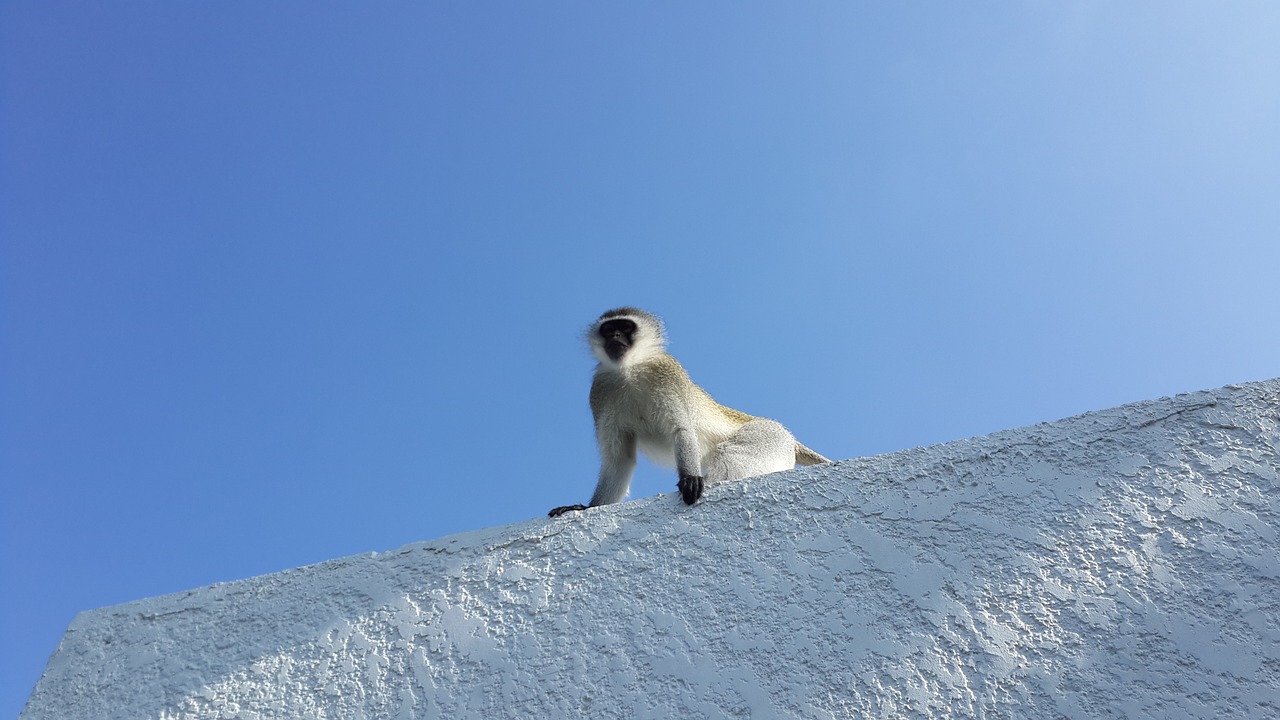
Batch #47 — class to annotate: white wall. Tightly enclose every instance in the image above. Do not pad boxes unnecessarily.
[22,379,1280,719]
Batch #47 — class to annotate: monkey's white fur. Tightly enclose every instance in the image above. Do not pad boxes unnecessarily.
[551,307,829,514]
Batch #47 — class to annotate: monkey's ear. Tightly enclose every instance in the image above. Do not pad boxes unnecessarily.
[548,504,588,517]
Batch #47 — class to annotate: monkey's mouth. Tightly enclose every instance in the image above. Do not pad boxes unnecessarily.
[605,340,629,361]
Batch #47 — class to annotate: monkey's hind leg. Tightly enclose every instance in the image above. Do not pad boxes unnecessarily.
[703,419,797,486]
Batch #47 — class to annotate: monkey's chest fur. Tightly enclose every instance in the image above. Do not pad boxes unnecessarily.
[590,356,748,468]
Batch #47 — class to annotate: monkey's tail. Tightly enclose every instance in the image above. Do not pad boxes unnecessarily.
[794,442,831,466]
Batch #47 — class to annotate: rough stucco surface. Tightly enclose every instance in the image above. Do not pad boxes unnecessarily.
[22,378,1280,719]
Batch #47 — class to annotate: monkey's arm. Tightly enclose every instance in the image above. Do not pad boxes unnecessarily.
[589,433,637,506]
[548,432,636,517]
[674,426,704,505]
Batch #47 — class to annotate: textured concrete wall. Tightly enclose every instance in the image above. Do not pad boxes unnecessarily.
[22,379,1280,719]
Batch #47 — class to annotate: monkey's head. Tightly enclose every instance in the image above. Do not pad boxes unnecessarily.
[588,307,666,368]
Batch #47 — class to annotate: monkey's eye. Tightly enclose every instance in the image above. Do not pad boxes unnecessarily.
[600,319,636,336]
[600,320,633,338]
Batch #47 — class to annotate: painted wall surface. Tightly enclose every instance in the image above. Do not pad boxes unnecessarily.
[22,379,1280,719]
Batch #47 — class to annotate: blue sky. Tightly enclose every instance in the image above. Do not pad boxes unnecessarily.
[3,2,1279,714]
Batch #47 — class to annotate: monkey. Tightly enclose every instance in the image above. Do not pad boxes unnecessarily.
[549,307,830,517]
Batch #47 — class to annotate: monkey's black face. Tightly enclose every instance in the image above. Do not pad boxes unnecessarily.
[598,319,637,362]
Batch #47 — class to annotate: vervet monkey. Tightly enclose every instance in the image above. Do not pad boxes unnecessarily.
[549,307,830,517]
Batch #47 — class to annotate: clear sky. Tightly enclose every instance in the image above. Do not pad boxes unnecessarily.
[3,3,1278,715]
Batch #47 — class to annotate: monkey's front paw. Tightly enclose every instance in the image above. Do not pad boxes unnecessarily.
[677,474,704,505]
[548,504,588,517]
